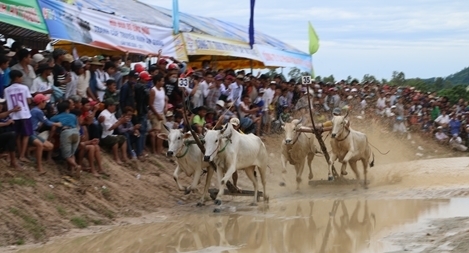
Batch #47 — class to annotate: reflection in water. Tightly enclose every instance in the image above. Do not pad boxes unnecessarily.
[20,199,449,253]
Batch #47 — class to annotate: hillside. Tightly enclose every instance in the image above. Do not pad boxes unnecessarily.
[421,66,469,86]
[0,155,198,246]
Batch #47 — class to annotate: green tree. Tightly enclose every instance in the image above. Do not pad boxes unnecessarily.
[314,76,322,82]
[381,78,388,84]
[362,74,377,83]
[346,75,353,83]
[434,77,444,90]
[390,71,406,86]
[438,85,469,104]
[323,74,335,83]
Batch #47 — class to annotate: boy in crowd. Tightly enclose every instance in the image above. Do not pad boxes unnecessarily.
[50,100,81,177]
[30,94,59,163]
[4,70,34,165]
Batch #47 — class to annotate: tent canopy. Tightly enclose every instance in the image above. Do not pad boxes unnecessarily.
[0,0,49,48]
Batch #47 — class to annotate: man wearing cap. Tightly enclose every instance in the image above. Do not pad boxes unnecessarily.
[296,107,342,135]
[119,70,139,111]
[98,98,129,164]
[77,57,91,98]
[31,53,45,71]
[30,94,60,161]
[87,59,105,101]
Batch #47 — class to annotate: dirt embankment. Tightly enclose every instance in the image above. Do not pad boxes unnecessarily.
[0,154,195,246]
[0,118,466,247]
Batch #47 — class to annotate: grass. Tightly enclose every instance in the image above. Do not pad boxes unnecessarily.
[10,207,45,240]
[56,206,67,217]
[91,219,105,225]
[8,177,36,187]
[70,217,88,229]
[104,209,115,219]
[44,192,55,201]
[101,187,111,200]
[15,239,25,245]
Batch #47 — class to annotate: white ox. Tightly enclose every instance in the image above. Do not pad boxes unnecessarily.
[203,123,269,205]
[329,113,375,189]
[280,118,319,190]
[158,129,214,206]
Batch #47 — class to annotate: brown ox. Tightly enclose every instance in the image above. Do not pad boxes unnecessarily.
[280,118,319,190]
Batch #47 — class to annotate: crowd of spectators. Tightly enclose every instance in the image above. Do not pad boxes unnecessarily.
[0,41,467,178]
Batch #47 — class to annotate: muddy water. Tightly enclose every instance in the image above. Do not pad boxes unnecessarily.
[19,198,469,253]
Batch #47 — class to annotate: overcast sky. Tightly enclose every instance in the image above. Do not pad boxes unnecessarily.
[141,0,469,80]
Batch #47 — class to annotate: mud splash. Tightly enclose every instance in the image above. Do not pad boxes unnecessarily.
[16,198,469,253]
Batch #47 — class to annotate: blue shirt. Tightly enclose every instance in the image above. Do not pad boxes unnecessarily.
[50,112,78,128]
[449,119,461,136]
[31,107,54,133]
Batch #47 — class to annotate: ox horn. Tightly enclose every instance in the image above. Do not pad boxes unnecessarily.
[297,117,304,125]
[344,110,350,118]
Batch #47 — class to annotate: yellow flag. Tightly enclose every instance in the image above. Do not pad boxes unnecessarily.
[308,21,319,55]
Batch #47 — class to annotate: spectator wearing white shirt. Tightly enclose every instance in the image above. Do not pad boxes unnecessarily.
[98,98,129,165]
[199,72,214,99]
[4,70,33,166]
[434,110,450,128]
[449,133,468,151]
[375,92,386,115]
[30,63,53,101]
[219,75,234,101]
[435,126,449,144]
[228,75,244,106]
[76,56,91,98]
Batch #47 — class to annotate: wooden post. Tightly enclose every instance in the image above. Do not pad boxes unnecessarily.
[180,89,238,191]
[305,85,339,180]
[181,90,206,156]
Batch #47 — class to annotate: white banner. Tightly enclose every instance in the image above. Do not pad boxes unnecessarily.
[39,0,180,57]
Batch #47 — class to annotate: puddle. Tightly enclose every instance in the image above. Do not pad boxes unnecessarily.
[17,198,469,253]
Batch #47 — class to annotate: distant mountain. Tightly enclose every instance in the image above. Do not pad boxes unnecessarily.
[421,67,469,85]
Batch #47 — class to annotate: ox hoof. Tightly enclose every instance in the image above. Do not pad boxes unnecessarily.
[214,199,222,206]
[282,170,287,174]
[352,188,357,191]
[364,185,369,190]
[196,202,205,207]
[328,176,334,181]
[249,202,258,206]
[264,196,270,203]
[341,171,348,176]
[308,174,313,180]
[184,188,191,195]
[213,208,221,213]
[279,182,286,187]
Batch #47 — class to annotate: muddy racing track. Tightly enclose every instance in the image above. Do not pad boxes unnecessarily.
[12,120,469,253]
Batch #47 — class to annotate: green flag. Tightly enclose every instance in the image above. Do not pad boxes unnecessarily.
[308,21,319,55]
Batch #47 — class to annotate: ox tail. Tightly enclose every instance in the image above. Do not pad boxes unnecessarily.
[368,140,390,155]
[370,152,375,168]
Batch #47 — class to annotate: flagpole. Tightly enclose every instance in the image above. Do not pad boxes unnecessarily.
[172,0,180,35]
